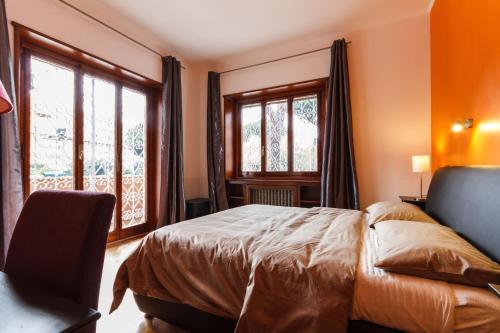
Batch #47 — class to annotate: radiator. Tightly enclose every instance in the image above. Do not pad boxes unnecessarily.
[249,187,294,207]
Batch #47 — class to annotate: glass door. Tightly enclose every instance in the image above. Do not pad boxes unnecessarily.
[83,74,117,231]
[23,51,151,241]
[121,88,147,229]
[28,56,75,193]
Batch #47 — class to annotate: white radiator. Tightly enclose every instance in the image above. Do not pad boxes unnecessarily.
[249,187,294,207]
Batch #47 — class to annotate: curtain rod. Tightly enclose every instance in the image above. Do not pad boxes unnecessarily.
[56,0,186,69]
[220,41,351,75]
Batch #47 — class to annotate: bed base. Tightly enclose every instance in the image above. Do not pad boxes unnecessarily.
[133,294,402,333]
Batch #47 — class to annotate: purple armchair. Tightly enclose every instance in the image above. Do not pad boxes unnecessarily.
[4,190,116,333]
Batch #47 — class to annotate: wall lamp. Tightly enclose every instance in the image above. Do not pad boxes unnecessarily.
[478,121,500,132]
[451,118,474,132]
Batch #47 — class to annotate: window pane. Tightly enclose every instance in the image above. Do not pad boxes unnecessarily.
[29,57,75,193]
[266,100,288,172]
[122,88,146,228]
[83,75,116,231]
[293,95,318,172]
[241,103,262,172]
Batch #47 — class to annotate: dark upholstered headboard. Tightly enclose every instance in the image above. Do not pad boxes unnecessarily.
[426,166,500,263]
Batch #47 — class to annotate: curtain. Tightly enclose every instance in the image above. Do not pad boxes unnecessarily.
[320,39,359,210]
[158,56,185,227]
[0,0,23,268]
[207,72,228,212]
[0,0,23,267]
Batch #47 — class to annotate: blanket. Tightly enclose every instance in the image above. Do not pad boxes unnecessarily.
[111,205,364,332]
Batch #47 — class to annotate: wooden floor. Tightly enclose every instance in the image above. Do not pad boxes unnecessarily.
[97,237,188,333]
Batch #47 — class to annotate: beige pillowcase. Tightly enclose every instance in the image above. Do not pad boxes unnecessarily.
[374,220,500,287]
[366,201,437,228]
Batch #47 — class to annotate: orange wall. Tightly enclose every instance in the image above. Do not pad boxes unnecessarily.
[431,0,500,169]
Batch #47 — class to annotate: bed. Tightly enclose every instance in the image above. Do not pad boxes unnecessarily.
[111,166,500,332]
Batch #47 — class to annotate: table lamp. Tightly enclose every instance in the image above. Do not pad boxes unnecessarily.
[412,155,430,199]
[0,79,13,114]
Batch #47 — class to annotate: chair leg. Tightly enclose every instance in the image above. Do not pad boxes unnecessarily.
[144,314,154,330]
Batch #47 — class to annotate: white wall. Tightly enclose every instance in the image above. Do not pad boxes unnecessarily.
[5,0,431,206]
[217,14,431,208]
[5,0,209,198]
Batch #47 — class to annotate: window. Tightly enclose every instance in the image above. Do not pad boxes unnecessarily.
[292,95,318,172]
[17,25,159,241]
[265,99,288,172]
[227,79,326,178]
[241,103,262,172]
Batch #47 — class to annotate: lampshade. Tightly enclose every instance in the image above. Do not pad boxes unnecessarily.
[412,155,430,173]
[0,79,13,114]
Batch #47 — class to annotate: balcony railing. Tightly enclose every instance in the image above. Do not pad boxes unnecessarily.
[29,175,144,228]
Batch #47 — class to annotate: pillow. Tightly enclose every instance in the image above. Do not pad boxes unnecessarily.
[366,201,437,228]
[374,220,500,287]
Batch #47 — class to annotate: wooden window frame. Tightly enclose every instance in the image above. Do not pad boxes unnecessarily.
[224,78,328,180]
[13,23,161,242]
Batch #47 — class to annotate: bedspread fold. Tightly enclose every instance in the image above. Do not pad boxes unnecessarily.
[111,205,364,332]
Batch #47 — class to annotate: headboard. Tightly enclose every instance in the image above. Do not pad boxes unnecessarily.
[426,166,500,263]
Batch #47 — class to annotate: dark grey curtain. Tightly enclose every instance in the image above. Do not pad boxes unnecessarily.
[320,39,359,210]
[207,72,228,212]
[158,56,185,227]
[0,0,23,267]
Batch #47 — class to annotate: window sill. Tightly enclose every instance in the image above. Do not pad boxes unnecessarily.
[227,177,320,185]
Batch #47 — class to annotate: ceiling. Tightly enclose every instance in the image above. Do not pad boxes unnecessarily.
[66,0,432,62]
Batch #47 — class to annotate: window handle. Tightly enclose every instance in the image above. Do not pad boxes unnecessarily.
[78,144,84,160]
[261,146,264,157]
